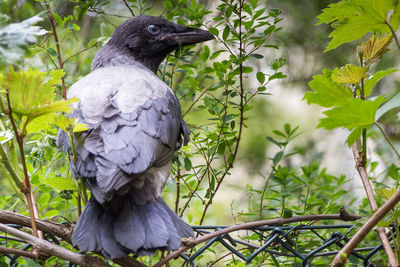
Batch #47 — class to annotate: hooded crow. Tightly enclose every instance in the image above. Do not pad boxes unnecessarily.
[57,15,213,259]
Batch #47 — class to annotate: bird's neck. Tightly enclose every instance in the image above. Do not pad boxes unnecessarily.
[91,44,164,74]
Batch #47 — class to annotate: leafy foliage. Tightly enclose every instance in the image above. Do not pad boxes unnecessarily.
[0,16,46,63]
[318,0,400,51]
[0,69,77,135]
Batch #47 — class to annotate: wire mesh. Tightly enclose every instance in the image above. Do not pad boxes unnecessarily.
[0,223,396,266]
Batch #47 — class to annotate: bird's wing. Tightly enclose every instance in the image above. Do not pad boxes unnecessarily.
[58,65,189,202]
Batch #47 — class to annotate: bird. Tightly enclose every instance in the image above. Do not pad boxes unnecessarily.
[57,15,213,259]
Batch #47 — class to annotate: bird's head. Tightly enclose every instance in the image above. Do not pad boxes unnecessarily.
[99,15,214,73]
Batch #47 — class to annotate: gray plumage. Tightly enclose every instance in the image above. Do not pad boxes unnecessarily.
[57,15,213,259]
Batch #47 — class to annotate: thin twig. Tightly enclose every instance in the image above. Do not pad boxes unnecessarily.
[122,0,135,16]
[5,90,39,238]
[350,143,398,266]
[331,189,400,266]
[44,0,67,99]
[154,212,362,267]
[386,21,400,50]
[374,122,400,160]
[0,246,36,259]
[198,0,246,226]
[63,42,99,65]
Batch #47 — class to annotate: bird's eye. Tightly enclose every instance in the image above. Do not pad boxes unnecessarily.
[147,25,160,35]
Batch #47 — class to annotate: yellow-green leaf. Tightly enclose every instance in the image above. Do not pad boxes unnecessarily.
[53,114,88,133]
[358,35,393,65]
[376,188,396,200]
[331,64,368,84]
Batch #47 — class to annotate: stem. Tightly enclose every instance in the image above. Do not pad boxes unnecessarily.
[374,122,400,160]
[175,169,181,213]
[386,20,400,50]
[122,0,135,16]
[198,0,246,226]
[0,144,25,191]
[44,0,67,99]
[5,89,39,238]
[350,143,398,266]
[331,189,400,266]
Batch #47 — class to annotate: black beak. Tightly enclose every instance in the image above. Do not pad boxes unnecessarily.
[163,28,214,46]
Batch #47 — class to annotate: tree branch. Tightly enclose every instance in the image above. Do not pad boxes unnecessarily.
[0,223,112,267]
[350,143,398,266]
[154,212,362,267]
[0,210,72,242]
[0,210,147,267]
[331,189,400,266]
[0,246,36,259]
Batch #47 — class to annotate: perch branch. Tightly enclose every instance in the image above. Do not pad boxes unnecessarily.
[0,223,112,267]
[0,210,147,266]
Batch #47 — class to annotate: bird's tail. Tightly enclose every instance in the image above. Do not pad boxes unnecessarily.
[71,194,194,259]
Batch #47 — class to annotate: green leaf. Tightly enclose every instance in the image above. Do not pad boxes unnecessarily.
[268,72,286,81]
[208,27,219,36]
[222,26,230,41]
[52,13,64,27]
[164,1,173,10]
[345,127,363,146]
[184,157,192,171]
[331,64,368,84]
[250,53,263,59]
[304,69,353,108]
[318,0,398,51]
[242,66,253,73]
[256,72,265,84]
[318,95,386,129]
[388,164,399,180]
[375,92,400,120]
[364,68,397,96]
[41,177,76,191]
[271,57,286,70]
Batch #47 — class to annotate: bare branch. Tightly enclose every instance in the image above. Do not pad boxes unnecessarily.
[350,143,398,266]
[0,246,36,259]
[0,223,112,267]
[331,189,400,266]
[0,210,72,242]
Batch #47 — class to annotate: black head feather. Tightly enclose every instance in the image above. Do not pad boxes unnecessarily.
[92,15,214,73]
